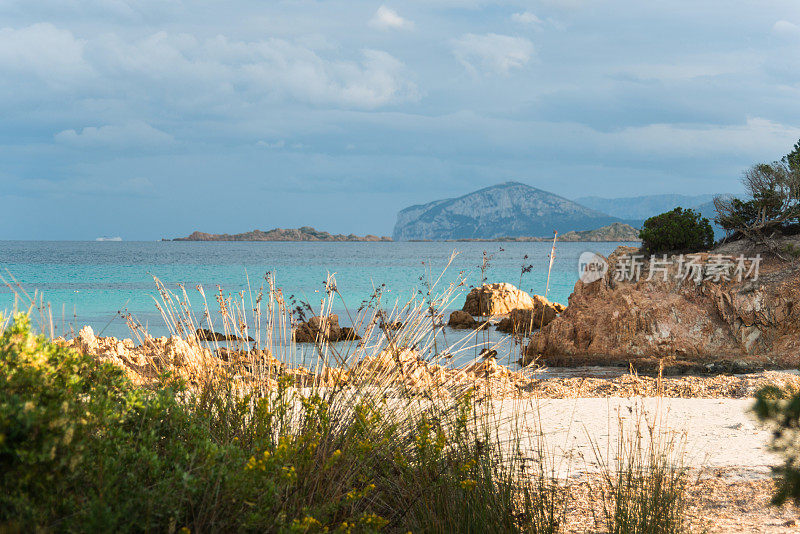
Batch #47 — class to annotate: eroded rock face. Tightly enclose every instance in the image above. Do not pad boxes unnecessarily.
[462,283,536,316]
[523,246,800,367]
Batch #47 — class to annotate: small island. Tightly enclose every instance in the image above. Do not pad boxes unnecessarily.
[173,226,392,242]
[448,223,641,242]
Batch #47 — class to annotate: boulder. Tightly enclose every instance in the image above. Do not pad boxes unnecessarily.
[294,315,361,343]
[196,328,254,342]
[462,283,535,316]
[496,297,562,335]
[448,310,478,329]
[522,246,800,368]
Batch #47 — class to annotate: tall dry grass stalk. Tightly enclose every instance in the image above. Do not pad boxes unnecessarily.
[589,405,690,534]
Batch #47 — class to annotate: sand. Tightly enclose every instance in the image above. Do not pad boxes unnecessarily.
[480,396,800,533]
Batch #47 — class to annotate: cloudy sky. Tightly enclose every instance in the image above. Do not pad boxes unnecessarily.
[2,0,800,239]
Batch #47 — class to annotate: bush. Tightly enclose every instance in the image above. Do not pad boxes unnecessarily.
[0,312,566,532]
[638,207,715,255]
[753,386,800,506]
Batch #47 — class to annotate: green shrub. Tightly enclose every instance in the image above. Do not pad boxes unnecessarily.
[0,312,565,532]
[753,386,800,506]
[638,207,715,254]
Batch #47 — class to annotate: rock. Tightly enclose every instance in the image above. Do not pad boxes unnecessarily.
[496,296,564,335]
[78,325,98,353]
[523,246,800,368]
[294,315,360,343]
[448,310,477,329]
[195,328,254,342]
[339,327,361,341]
[462,283,535,316]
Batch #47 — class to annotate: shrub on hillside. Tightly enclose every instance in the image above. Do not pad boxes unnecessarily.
[638,207,715,254]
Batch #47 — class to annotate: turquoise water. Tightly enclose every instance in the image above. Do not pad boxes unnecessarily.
[0,241,627,340]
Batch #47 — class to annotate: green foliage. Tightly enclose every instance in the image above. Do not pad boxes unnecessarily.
[592,420,689,534]
[0,313,564,533]
[753,386,800,506]
[638,207,715,254]
[783,138,800,174]
[716,141,800,239]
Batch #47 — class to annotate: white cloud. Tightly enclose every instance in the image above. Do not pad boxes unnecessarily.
[83,31,419,108]
[773,20,800,37]
[54,121,174,148]
[511,12,543,25]
[0,23,92,86]
[452,33,534,75]
[369,6,413,30]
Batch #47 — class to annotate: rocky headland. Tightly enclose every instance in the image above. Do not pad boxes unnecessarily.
[174,226,392,242]
[523,244,800,372]
[449,223,641,242]
[392,181,625,240]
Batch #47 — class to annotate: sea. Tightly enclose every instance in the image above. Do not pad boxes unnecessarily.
[0,241,628,352]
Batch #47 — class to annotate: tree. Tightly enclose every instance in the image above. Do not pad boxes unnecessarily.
[714,140,800,248]
[783,138,800,174]
[638,207,715,254]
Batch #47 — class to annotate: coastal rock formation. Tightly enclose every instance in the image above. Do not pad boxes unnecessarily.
[60,326,284,384]
[196,328,254,342]
[558,223,640,242]
[523,246,800,368]
[392,181,621,240]
[61,326,800,398]
[293,315,361,343]
[462,283,536,316]
[496,296,564,334]
[448,310,477,329]
[175,226,391,242]
[444,223,641,243]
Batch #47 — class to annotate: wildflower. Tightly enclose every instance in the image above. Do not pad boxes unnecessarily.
[460,479,477,491]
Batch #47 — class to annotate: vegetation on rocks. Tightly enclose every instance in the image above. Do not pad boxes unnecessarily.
[714,139,800,252]
[638,207,715,255]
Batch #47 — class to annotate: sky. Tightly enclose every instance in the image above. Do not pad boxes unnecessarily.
[1,0,800,240]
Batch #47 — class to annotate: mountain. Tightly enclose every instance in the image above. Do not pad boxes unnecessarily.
[392,182,622,241]
[174,226,392,242]
[573,194,716,221]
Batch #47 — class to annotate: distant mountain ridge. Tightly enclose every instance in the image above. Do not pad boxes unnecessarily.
[393,182,622,241]
[574,194,716,221]
[574,193,726,239]
[174,226,391,242]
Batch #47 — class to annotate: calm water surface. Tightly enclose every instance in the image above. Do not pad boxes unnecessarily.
[0,241,628,341]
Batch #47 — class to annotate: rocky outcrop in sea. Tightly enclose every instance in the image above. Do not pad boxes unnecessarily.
[524,245,800,371]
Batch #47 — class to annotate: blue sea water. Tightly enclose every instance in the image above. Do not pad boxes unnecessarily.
[0,241,628,341]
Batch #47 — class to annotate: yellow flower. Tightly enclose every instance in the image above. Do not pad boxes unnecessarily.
[460,479,477,491]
